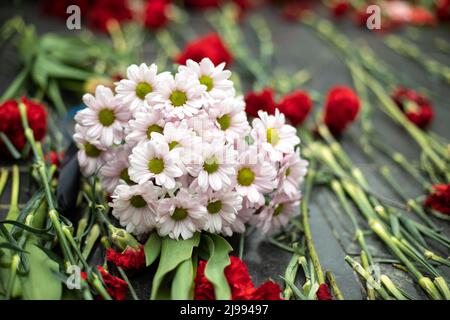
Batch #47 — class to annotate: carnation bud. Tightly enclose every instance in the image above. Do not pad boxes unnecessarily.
[109,225,140,251]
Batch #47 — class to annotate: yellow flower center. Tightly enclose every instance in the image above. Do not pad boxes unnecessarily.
[172,207,188,220]
[237,167,255,186]
[217,114,231,131]
[207,200,222,214]
[84,143,102,158]
[199,75,214,91]
[170,90,187,107]
[130,195,147,208]
[98,108,115,127]
[147,124,164,139]
[135,82,153,100]
[169,141,180,150]
[203,158,219,174]
[148,158,164,174]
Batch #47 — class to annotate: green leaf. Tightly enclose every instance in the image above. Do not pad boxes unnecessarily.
[0,64,30,102]
[19,240,62,300]
[203,234,232,300]
[171,257,195,300]
[150,233,200,300]
[144,231,162,267]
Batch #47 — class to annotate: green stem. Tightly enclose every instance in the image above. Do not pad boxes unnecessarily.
[5,166,20,230]
[302,163,325,284]
[325,271,344,300]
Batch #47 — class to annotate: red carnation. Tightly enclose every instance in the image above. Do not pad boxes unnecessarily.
[391,87,434,129]
[144,0,171,30]
[184,0,222,10]
[0,97,47,157]
[281,2,311,22]
[88,0,132,32]
[106,245,146,272]
[82,266,128,300]
[331,1,350,18]
[45,151,64,167]
[323,86,360,136]
[436,0,450,21]
[244,88,276,118]
[425,184,450,215]
[194,256,282,300]
[277,90,313,126]
[176,33,233,66]
[316,283,333,300]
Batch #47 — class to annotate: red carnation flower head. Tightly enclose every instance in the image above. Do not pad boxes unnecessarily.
[194,256,282,300]
[331,1,350,18]
[425,184,450,215]
[45,151,64,167]
[0,97,47,157]
[244,88,277,118]
[436,0,450,21]
[277,90,313,127]
[88,0,132,32]
[184,0,222,10]
[106,244,146,272]
[81,266,128,300]
[144,0,171,30]
[323,86,361,136]
[391,86,434,129]
[316,283,333,300]
[176,33,233,66]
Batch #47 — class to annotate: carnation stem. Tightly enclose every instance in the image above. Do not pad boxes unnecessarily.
[360,251,375,300]
[325,271,344,300]
[117,267,139,300]
[5,165,20,230]
[301,162,325,285]
[0,168,9,198]
[238,232,245,260]
[345,255,391,300]
[380,275,408,300]
[0,133,21,159]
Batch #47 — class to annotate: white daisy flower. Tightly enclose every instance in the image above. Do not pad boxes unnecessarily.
[110,182,161,236]
[115,63,165,112]
[253,192,300,234]
[200,190,242,234]
[150,121,199,152]
[73,124,111,176]
[208,96,250,141]
[178,58,234,100]
[151,71,205,120]
[156,188,206,240]
[252,109,300,162]
[278,150,308,198]
[187,140,237,192]
[100,145,133,193]
[234,146,277,206]
[75,85,130,147]
[128,140,183,189]
[186,112,225,143]
[125,109,166,146]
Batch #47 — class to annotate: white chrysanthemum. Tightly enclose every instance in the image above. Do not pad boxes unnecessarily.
[115,63,165,112]
[125,109,166,146]
[252,109,300,162]
[253,192,300,234]
[73,124,111,176]
[200,190,242,234]
[178,58,234,100]
[128,140,183,189]
[151,71,205,120]
[234,146,277,206]
[208,96,250,141]
[187,140,237,192]
[278,150,308,198]
[222,204,254,236]
[110,182,161,236]
[150,121,199,153]
[100,145,133,193]
[75,85,130,147]
[156,188,206,240]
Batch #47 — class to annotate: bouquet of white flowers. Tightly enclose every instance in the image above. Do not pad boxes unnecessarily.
[73,58,308,241]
